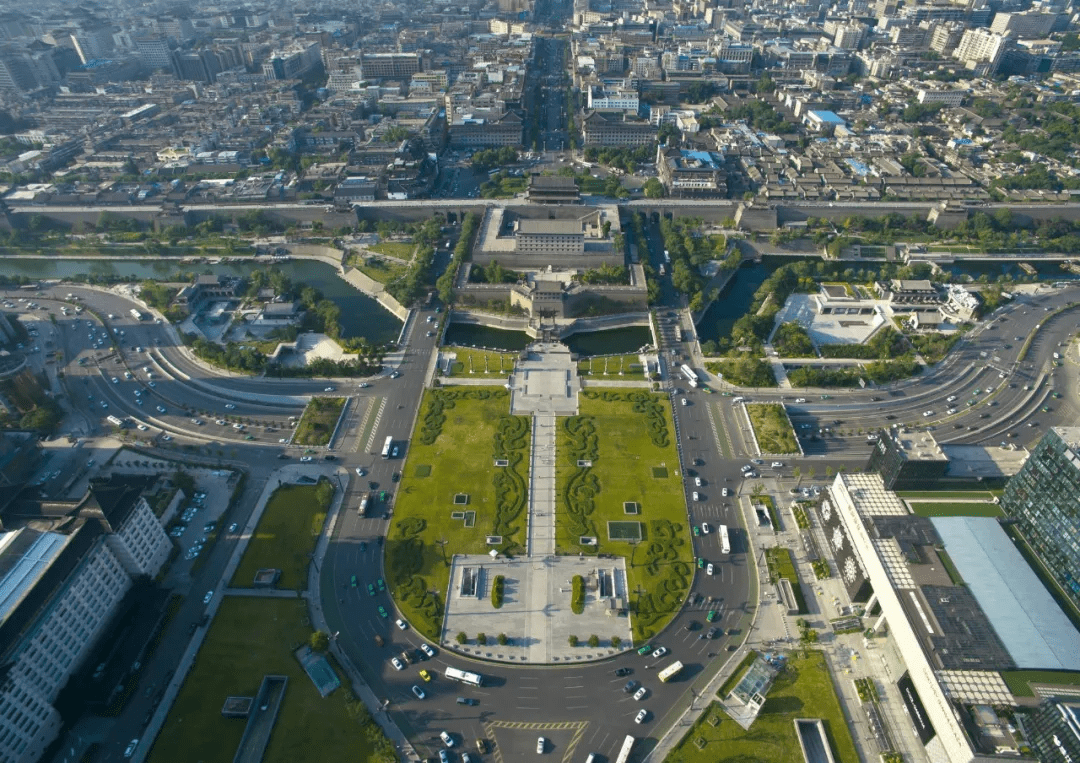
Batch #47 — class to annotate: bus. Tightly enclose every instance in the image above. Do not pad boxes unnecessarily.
[680,364,699,388]
[381,436,393,459]
[106,415,124,428]
[719,524,730,555]
[129,308,144,321]
[444,666,484,686]
[614,735,635,763]
[359,494,370,515]
[658,661,684,683]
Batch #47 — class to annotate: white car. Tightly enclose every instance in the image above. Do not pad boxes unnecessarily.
[946,395,957,402]
[923,410,933,417]
[359,382,370,388]
[633,687,647,700]
[701,523,711,535]
[692,491,699,501]
[300,456,313,462]
[946,408,957,415]
[771,462,783,468]
[124,739,138,758]
[536,737,545,754]
[225,403,236,410]
[355,467,366,477]
[395,618,408,631]
[721,487,729,497]
[412,685,426,699]
[137,424,148,431]
[694,477,702,487]
[440,731,455,747]
[228,523,238,532]
[867,435,879,442]
[391,657,405,671]
[707,563,714,576]
[148,381,156,387]
[215,419,226,425]
[324,386,335,392]
[203,590,213,604]
[111,376,119,384]
[420,643,436,658]
[794,398,806,403]
[680,398,688,406]
[156,405,166,413]
[651,646,667,658]
[740,464,753,473]
[634,709,648,724]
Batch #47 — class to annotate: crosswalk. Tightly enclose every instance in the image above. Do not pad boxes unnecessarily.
[486,721,589,763]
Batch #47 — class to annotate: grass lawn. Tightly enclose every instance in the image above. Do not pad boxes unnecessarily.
[294,398,346,447]
[576,354,645,379]
[386,388,529,640]
[146,598,393,763]
[231,480,334,590]
[353,256,409,285]
[668,652,859,763]
[446,347,517,378]
[765,547,807,614]
[746,403,799,454]
[907,502,1004,518]
[367,241,415,259]
[555,389,692,643]
[1002,669,1080,698]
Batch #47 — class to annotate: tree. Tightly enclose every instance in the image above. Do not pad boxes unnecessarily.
[611,636,622,648]
[456,631,467,644]
[497,633,508,645]
[477,633,488,645]
[309,630,330,652]
[587,634,600,648]
[643,178,665,198]
[568,635,579,647]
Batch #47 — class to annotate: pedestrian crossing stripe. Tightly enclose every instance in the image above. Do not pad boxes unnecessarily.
[485,720,589,763]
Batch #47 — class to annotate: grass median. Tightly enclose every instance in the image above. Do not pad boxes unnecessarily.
[231,479,334,590]
[386,387,530,640]
[445,347,517,378]
[555,389,692,643]
[746,403,799,454]
[669,652,859,763]
[294,397,346,447]
[147,597,394,763]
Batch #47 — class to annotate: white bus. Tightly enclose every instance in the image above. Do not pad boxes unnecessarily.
[444,666,484,686]
[658,660,684,683]
[359,494,370,516]
[129,308,144,321]
[719,524,731,555]
[106,415,124,427]
[381,436,393,459]
[680,364,699,388]
[614,735,635,763]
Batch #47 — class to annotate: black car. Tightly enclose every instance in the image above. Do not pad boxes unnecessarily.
[624,680,639,694]
[392,472,400,483]
[369,481,378,490]
[885,415,897,420]
[614,667,633,677]
[324,454,336,461]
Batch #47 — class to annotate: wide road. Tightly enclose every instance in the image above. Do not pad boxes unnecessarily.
[9,273,1077,763]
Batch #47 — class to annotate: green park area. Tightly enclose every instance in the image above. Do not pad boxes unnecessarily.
[667,652,859,763]
[555,389,692,642]
[147,598,394,763]
[1002,670,1080,698]
[386,388,530,639]
[577,354,645,379]
[906,501,1004,518]
[366,241,416,258]
[231,480,334,590]
[352,255,409,286]
[293,398,346,447]
[746,403,799,454]
[445,347,517,378]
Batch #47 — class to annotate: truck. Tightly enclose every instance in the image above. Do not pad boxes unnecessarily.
[129,308,144,321]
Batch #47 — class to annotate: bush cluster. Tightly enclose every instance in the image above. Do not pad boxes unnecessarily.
[571,575,585,614]
[491,575,505,609]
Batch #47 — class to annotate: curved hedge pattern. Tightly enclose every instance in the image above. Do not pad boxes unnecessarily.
[632,519,692,639]
[419,388,503,445]
[491,415,529,555]
[562,415,600,541]
[581,390,669,448]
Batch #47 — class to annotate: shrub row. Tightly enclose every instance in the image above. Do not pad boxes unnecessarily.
[571,575,585,614]
[491,575,505,608]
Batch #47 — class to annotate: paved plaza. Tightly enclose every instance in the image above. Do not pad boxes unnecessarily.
[509,343,580,416]
[441,554,633,663]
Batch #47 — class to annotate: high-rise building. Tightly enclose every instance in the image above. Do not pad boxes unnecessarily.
[359,52,422,80]
[865,428,950,490]
[990,11,1059,38]
[262,41,322,81]
[1028,698,1080,762]
[0,475,171,763]
[69,26,113,64]
[1000,427,1080,606]
[134,35,171,69]
[953,28,1010,74]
